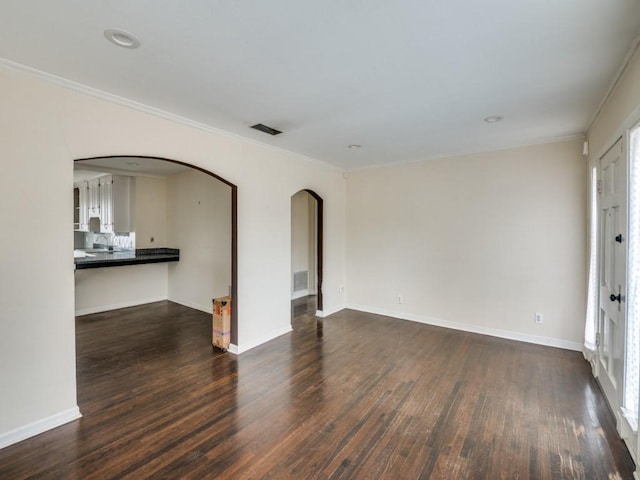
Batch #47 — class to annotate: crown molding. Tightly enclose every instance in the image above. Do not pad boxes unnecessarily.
[346,134,585,173]
[0,57,343,172]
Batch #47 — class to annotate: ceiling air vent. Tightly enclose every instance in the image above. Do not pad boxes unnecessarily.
[251,123,282,136]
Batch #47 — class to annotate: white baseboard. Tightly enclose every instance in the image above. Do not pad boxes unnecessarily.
[346,304,583,352]
[75,296,168,316]
[167,297,212,314]
[228,344,239,355]
[0,406,82,450]
[316,304,345,318]
[236,326,293,354]
[291,289,310,300]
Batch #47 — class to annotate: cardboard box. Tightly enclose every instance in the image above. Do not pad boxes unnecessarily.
[212,296,231,351]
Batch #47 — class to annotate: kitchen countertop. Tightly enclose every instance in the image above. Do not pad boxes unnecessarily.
[74,248,180,270]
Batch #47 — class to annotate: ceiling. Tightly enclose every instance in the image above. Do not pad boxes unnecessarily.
[74,157,191,181]
[2,1,640,170]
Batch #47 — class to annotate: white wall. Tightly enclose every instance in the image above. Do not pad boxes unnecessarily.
[74,264,169,316]
[167,169,231,313]
[346,138,587,349]
[583,46,640,469]
[0,65,347,445]
[74,175,170,316]
[134,176,167,249]
[291,191,316,299]
[0,71,79,444]
[291,191,310,276]
[308,196,317,295]
[588,45,640,159]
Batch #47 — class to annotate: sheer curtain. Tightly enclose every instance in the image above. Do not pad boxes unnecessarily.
[624,125,640,430]
[584,165,598,354]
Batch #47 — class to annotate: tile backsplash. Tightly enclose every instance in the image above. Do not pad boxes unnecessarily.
[74,231,136,250]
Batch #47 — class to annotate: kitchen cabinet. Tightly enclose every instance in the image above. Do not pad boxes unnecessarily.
[100,175,113,232]
[100,174,134,233]
[88,178,101,217]
[74,181,89,231]
[73,174,134,233]
[73,187,80,229]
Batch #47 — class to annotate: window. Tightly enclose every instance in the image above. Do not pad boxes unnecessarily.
[584,164,598,352]
[624,123,640,430]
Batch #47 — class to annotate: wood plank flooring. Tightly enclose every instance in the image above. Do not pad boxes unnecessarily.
[0,299,635,479]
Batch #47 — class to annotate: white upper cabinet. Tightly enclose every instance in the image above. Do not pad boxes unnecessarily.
[99,174,134,233]
[88,178,101,218]
[100,175,113,232]
[74,174,135,233]
[74,180,89,231]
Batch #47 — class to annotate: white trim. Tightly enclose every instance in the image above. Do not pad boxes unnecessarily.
[346,304,583,352]
[316,304,345,318]
[0,58,341,172]
[0,57,582,173]
[346,135,585,172]
[291,289,310,300]
[592,103,640,163]
[75,296,167,316]
[583,348,597,374]
[0,407,81,450]
[619,413,638,466]
[587,34,640,133]
[228,344,239,355]
[235,326,293,354]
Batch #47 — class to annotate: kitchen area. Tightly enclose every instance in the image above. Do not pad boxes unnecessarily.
[74,170,179,269]
[73,157,231,317]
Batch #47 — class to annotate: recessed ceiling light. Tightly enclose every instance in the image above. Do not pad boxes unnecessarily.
[104,29,141,49]
[348,144,362,149]
[483,115,504,123]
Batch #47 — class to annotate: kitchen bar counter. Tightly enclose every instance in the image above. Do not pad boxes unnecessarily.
[74,248,179,270]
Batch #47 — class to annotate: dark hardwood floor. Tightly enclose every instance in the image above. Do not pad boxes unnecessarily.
[292,294,317,321]
[0,299,635,479]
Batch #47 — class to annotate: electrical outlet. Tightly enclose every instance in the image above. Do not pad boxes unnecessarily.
[397,295,403,304]
[535,312,544,324]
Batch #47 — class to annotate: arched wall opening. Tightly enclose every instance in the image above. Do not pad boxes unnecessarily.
[73,156,238,345]
[291,189,323,317]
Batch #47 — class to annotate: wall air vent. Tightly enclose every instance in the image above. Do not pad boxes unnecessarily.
[293,270,309,292]
[251,123,282,136]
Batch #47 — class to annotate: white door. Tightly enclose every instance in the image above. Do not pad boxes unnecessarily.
[597,137,627,420]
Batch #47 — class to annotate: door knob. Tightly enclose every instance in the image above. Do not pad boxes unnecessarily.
[610,293,622,303]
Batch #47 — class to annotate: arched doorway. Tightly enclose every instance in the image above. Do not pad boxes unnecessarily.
[73,155,238,345]
[291,189,323,321]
